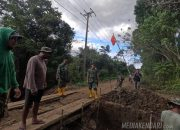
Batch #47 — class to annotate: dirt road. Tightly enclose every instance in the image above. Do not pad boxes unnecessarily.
[1,79,178,130]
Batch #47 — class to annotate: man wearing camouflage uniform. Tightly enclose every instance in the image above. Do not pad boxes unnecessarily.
[56,59,69,96]
[87,63,98,99]
[117,73,125,88]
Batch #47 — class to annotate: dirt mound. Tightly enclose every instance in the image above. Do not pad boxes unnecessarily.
[101,88,168,115]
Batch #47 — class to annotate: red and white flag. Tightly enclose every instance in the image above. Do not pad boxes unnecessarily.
[111,34,116,46]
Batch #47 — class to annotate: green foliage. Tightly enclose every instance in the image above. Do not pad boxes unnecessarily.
[69,47,128,83]
[68,57,82,83]
[0,0,129,89]
[134,0,152,24]
[133,0,180,91]
[0,0,74,86]
[153,62,174,84]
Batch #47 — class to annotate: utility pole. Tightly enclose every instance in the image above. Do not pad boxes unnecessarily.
[81,8,96,80]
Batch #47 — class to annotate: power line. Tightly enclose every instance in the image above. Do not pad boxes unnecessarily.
[89,22,109,43]
[69,0,111,42]
[67,0,83,13]
[53,0,86,25]
[53,0,106,44]
[79,0,89,9]
[71,0,85,11]
[94,18,110,38]
[77,0,112,41]
[83,0,90,9]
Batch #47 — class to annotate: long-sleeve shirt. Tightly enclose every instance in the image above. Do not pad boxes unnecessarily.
[56,62,69,81]
[23,55,47,93]
[87,68,98,83]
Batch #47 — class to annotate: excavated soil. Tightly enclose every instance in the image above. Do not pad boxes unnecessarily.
[102,88,168,114]
[81,88,169,130]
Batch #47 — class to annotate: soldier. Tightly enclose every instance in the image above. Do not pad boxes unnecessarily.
[128,74,133,84]
[87,63,98,99]
[133,69,142,89]
[117,73,125,88]
[161,98,180,130]
[56,58,69,96]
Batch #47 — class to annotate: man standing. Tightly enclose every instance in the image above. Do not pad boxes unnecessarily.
[117,73,125,88]
[87,63,98,99]
[133,69,142,89]
[161,99,180,130]
[20,47,52,130]
[56,58,69,96]
[0,27,22,121]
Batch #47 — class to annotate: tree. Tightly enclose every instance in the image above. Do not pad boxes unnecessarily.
[99,45,111,55]
[69,47,128,83]
[0,0,74,87]
[133,0,180,88]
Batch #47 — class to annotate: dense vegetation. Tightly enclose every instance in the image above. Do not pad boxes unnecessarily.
[133,0,180,91]
[0,0,128,91]
[69,46,128,85]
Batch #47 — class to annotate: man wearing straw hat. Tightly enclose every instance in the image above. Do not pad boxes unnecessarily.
[19,47,52,130]
[161,98,180,130]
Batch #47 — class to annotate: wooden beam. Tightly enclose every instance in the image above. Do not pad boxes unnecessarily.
[3,98,93,130]
[8,91,78,110]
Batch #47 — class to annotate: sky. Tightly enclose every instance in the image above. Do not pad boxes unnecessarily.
[50,0,142,68]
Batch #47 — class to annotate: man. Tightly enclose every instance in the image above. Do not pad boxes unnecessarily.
[0,27,22,121]
[133,69,142,89]
[87,63,98,99]
[128,74,133,84]
[117,73,125,88]
[56,58,69,96]
[20,47,52,130]
[161,98,180,130]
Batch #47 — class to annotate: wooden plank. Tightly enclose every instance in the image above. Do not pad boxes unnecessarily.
[7,80,115,110]
[8,90,77,110]
[3,98,93,130]
[2,81,116,130]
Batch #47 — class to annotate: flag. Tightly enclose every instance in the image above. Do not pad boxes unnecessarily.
[111,34,116,46]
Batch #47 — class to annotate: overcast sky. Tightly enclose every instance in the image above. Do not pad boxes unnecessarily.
[51,0,137,37]
[51,0,142,68]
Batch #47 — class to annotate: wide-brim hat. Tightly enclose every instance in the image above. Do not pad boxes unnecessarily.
[168,98,180,106]
[39,47,52,53]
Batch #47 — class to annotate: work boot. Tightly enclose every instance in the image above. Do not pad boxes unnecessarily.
[93,90,98,99]
[57,88,62,96]
[56,88,60,94]
[89,89,93,98]
[61,88,65,96]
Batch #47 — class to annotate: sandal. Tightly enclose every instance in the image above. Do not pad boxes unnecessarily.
[32,119,45,125]
[19,127,26,130]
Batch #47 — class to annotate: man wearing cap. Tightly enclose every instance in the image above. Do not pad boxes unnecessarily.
[87,63,98,99]
[161,98,180,130]
[0,27,22,121]
[20,47,52,130]
[56,58,69,96]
